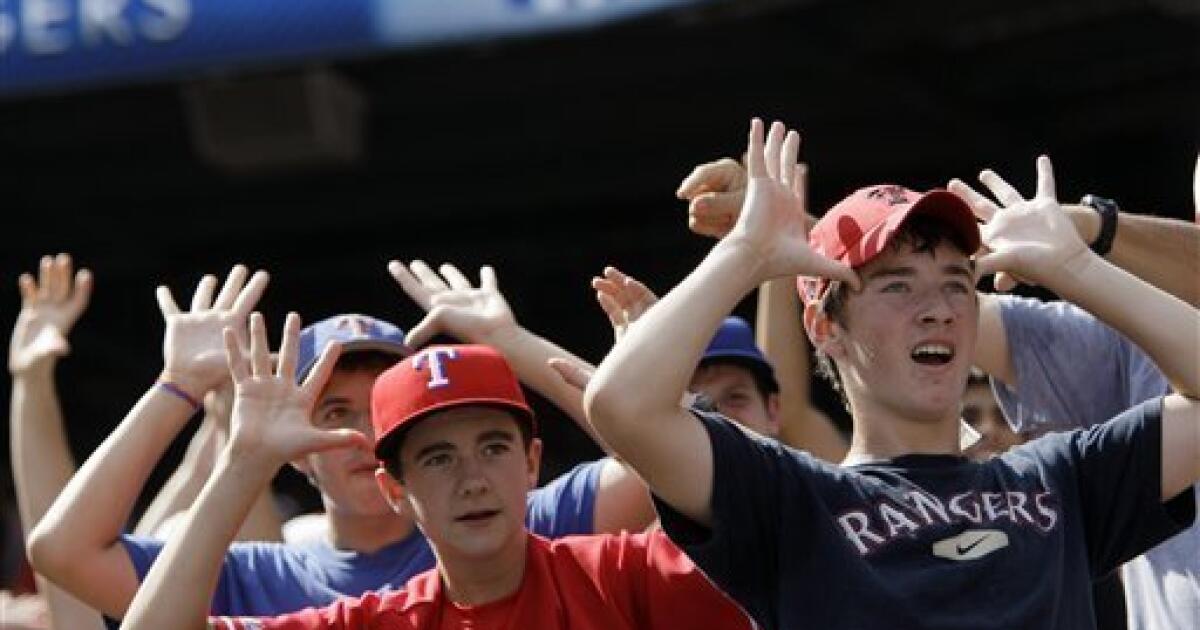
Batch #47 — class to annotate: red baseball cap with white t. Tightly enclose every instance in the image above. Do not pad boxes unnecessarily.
[370,344,535,462]
[799,184,981,304]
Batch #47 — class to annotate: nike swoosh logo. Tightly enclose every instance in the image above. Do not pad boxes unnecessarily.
[956,535,989,555]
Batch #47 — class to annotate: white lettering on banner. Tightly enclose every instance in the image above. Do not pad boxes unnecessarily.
[81,0,131,46]
[0,0,189,56]
[22,0,70,54]
[0,2,15,53]
[139,0,186,42]
[834,490,1060,557]
[413,348,458,389]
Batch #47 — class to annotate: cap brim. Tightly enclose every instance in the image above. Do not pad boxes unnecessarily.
[373,398,536,462]
[851,190,980,267]
[905,190,982,254]
[699,352,780,392]
[296,339,410,381]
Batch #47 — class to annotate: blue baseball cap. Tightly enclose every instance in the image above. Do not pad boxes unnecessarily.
[296,314,410,382]
[699,317,779,392]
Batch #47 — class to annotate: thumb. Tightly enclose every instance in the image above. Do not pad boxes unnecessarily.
[677,158,740,199]
[993,271,1019,293]
[807,257,861,293]
[974,251,1019,281]
[547,358,592,391]
[31,326,71,358]
[404,308,447,349]
[306,428,371,454]
[68,269,94,319]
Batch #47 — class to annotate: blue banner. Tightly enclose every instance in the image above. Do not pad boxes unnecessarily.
[0,0,710,96]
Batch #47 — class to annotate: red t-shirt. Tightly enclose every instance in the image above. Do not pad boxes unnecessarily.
[211,531,752,630]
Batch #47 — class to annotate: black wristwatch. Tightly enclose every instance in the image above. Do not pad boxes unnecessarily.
[1080,194,1119,256]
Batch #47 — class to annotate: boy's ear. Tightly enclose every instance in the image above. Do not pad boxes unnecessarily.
[525,438,543,490]
[763,392,783,431]
[374,468,406,515]
[804,302,846,360]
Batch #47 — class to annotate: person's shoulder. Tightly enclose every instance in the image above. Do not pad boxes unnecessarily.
[690,408,800,455]
[389,569,441,613]
[309,574,440,627]
[1001,397,1164,463]
[535,531,635,567]
[539,529,686,563]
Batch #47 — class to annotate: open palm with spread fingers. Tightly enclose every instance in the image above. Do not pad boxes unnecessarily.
[732,119,859,287]
[960,156,1090,287]
[9,253,93,374]
[590,266,658,343]
[224,313,368,467]
[157,265,269,396]
[388,260,517,349]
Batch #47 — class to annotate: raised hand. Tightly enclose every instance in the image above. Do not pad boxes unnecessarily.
[388,260,517,349]
[9,254,93,374]
[677,155,815,240]
[157,265,268,397]
[590,266,658,343]
[677,157,747,238]
[224,312,367,467]
[953,156,1089,288]
[729,119,859,288]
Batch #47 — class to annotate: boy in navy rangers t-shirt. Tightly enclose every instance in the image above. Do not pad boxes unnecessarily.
[585,119,1198,629]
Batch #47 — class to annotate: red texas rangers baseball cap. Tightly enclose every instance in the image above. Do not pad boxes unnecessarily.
[798,184,981,304]
[370,344,535,462]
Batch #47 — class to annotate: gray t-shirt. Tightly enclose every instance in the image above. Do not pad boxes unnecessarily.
[993,294,1199,630]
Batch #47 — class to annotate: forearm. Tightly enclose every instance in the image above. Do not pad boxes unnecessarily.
[11,366,105,629]
[120,451,274,630]
[1048,251,1199,398]
[756,278,810,398]
[134,425,213,537]
[10,365,77,537]
[30,384,196,573]
[589,240,764,435]
[481,325,602,444]
[37,576,106,630]
[971,294,1016,387]
[1107,212,1200,307]
[756,278,846,461]
[236,488,284,542]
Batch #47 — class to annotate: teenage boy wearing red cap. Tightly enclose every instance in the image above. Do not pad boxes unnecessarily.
[117,321,754,630]
[584,119,1198,629]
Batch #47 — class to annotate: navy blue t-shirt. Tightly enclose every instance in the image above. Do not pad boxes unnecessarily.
[654,400,1194,630]
[114,459,601,622]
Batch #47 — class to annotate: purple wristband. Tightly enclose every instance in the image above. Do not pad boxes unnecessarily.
[158,381,201,410]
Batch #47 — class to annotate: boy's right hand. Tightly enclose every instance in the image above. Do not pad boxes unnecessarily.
[725,119,859,288]
[157,265,268,398]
